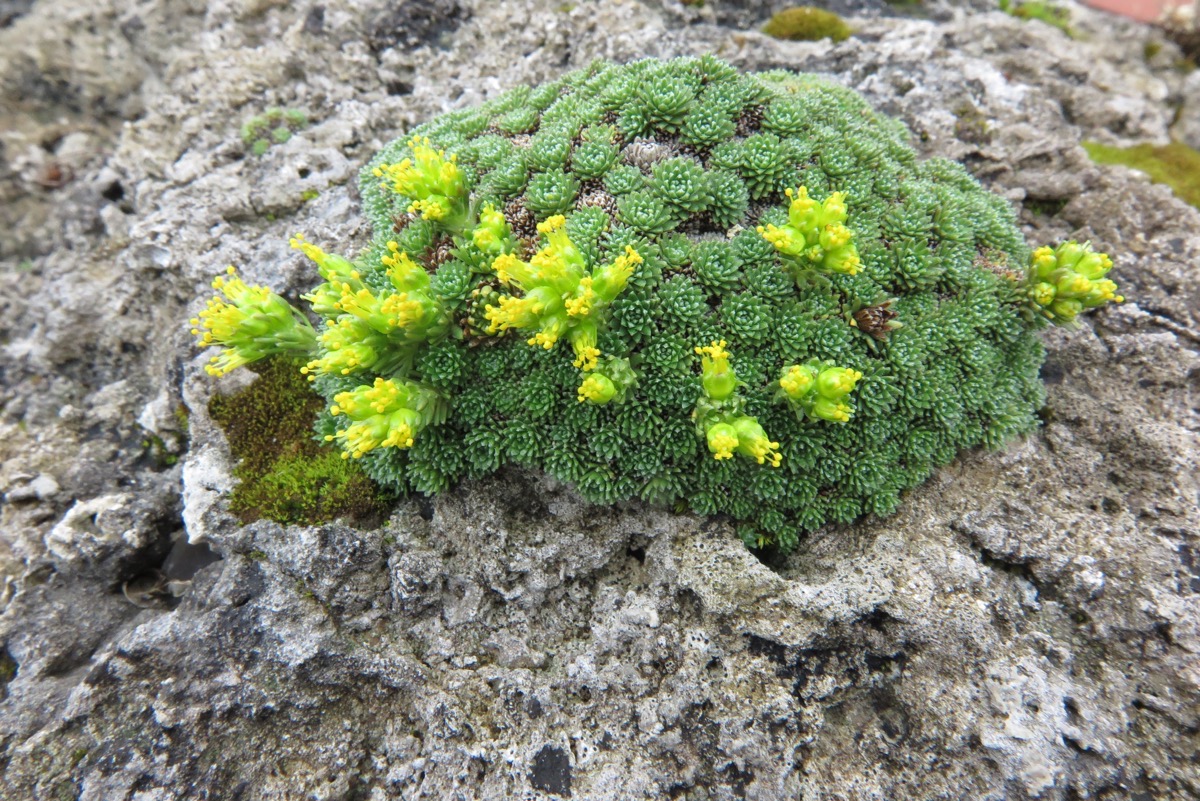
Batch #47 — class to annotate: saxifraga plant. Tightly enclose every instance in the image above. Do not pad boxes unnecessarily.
[190,57,1122,551]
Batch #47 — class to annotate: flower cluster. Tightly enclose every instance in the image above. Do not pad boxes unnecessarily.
[757,187,861,281]
[190,267,315,376]
[484,215,641,382]
[692,341,783,467]
[777,362,864,423]
[295,235,449,383]
[1026,241,1122,326]
[373,136,469,229]
[577,356,637,405]
[325,377,445,459]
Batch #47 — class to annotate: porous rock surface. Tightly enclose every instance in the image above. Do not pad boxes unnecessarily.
[1,1,1198,799]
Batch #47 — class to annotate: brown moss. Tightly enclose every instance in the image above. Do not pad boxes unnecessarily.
[208,358,391,526]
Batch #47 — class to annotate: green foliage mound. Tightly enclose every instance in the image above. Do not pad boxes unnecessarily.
[193,57,1121,550]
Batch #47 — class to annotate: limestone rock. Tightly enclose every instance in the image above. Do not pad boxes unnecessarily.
[0,1,1197,799]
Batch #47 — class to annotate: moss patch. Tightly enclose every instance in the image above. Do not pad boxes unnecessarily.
[953,102,992,145]
[209,358,391,526]
[1082,140,1200,210]
[0,646,16,700]
[1024,197,1069,217]
[241,107,308,157]
[998,0,1072,36]
[761,7,852,42]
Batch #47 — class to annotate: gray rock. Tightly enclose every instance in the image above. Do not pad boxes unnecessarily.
[1174,69,1200,151]
[0,1,1198,799]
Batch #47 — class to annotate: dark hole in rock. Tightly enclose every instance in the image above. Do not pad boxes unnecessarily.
[387,81,414,96]
[40,131,66,152]
[748,540,790,571]
[0,645,17,701]
[1064,696,1083,723]
[298,167,311,179]
[417,496,435,521]
[101,181,124,202]
[717,761,753,797]
[1040,359,1065,385]
[303,5,325,35]
[366,0,472,53]
[0,0,35,28]
[864,650,906,675]
[121,524,216,609]
[161,536,222,583]
[529,744,571,797]
[1062,733,1086,753]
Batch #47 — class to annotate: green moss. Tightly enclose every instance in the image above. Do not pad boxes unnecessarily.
[953,102,992,145]
[241,106,308,156]
[1143,40,1163,61]
[998,0,1073,36]
[0,646,16,699]
[762,7,852,42]
[141,433,179,467]
[301,188,320,202]
[1082,140,1200,209]
[208,358,390,525]
[1024,197,1068,217]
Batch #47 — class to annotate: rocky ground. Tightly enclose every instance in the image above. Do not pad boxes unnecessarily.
[1,0,1198,799]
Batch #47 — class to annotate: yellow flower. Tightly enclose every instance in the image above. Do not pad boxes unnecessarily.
[192,266,316,376]
[528,330,559,349]
[578,373,617,404]
[779,364,817,399]
[757,223,805,257]
[696,340,737,401]
[732,416,781,467]
[705,422,738,460]
[572,345,601,372]
[374,137,467,225]
[564,277,598,317]
[325,378,442,458]
[816,366,863,398]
